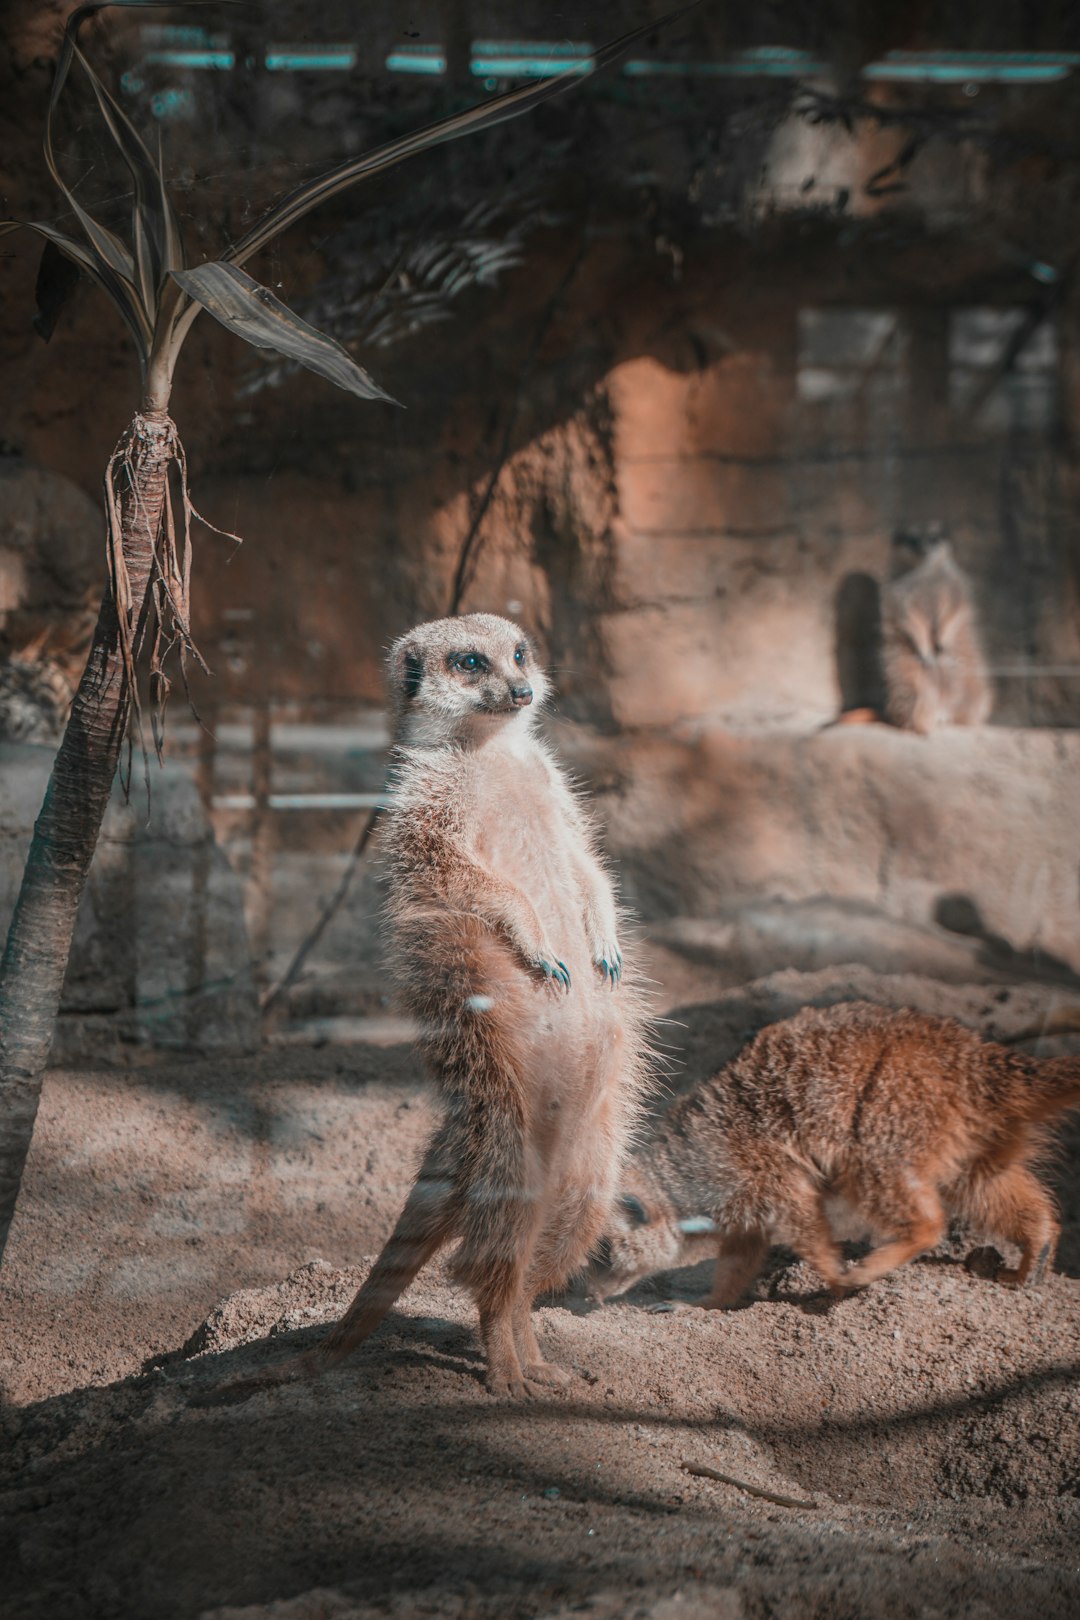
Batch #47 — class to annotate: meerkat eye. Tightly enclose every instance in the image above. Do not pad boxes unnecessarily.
[514,645,527,666]
[450,651,487,673]
[619,1194,650,1228]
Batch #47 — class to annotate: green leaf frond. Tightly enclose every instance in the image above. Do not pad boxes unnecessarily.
[170,262,399,404]
[73,42,186,306]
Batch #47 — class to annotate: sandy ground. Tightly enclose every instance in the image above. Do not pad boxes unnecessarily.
[1,951,1078,1620]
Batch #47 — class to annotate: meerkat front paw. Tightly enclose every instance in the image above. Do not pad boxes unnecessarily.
[529,951,572,992]
[580,890,621,985]
[593,943,622,986]
[509,923,571,990]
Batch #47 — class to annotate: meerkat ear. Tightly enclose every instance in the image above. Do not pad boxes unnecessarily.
[403,650,423,699]
[390,641,424,701]
[619,1193,650,1228]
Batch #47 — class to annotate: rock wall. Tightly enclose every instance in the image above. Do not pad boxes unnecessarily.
[101,242,1073,742]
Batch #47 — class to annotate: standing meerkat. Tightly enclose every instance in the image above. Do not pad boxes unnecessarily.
[587,1002,1080,1308]
[880,529,993,734]
[259,614,650,1398]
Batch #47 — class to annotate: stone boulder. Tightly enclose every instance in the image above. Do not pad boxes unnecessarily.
[649,896,1080,992]
[555,720,1080,976]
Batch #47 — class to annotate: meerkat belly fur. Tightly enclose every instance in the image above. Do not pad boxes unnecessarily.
[588,1002,1080,1309]
[307,613,651,1397]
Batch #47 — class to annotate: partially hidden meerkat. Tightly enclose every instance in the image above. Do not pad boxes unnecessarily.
[242,614,650,1399]
[587,1001,1080,1308]
[880,528,992,734]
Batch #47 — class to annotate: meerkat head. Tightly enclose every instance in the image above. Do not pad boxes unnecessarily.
[585,1182,718,1304]
[388,613,550,746]
[891,522,951,577]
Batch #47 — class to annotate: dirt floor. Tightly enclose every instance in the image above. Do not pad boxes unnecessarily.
[1,948,1079,1620]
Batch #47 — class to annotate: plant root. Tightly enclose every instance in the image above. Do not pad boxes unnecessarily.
[104,411,238,800]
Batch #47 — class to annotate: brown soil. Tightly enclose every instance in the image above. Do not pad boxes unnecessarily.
[1,958,1079,1620]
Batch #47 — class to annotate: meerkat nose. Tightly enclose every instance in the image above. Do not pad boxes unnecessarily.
[509,684,533,707]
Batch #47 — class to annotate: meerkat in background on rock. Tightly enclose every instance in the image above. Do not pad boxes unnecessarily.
[259,613,650,1399]
[588,1001,1080,1309]
[880,526,993,734]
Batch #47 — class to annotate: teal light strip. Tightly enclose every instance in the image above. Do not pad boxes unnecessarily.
[628,50,1079,81]
[863,61,1071,83]
[471,57,592,77]
[144,49,234,70]
[266,47,356,71]
[624,58,828,76]
[878,50,1080,66]
[384,48,446,75]
[866,48,1080,82]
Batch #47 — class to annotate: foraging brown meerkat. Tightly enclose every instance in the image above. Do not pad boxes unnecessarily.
[880,529,992,734]
[261,613,650,1398]
[587,1001,1080,1308]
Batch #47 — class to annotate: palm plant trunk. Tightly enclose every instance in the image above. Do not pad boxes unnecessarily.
[0,407,174,1264]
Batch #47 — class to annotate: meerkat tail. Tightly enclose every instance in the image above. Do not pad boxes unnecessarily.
[315,1145,460,1366]
[195,1144,458,1406]
[999,1007,1080,1045]
[1021,1055,1080,1121]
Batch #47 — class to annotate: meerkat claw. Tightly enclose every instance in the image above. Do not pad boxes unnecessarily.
[523,1360,574,1389]
[537,957,571,990]
[595,950,621,986]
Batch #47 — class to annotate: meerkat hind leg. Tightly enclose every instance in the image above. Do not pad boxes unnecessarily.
[477,1271,555,1398]
[958,1163,1060,1286]
[838,1175,945,1291]
[775,1178,849,1295]
[512,1293,573,1389]
[510,1181,616,1387]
